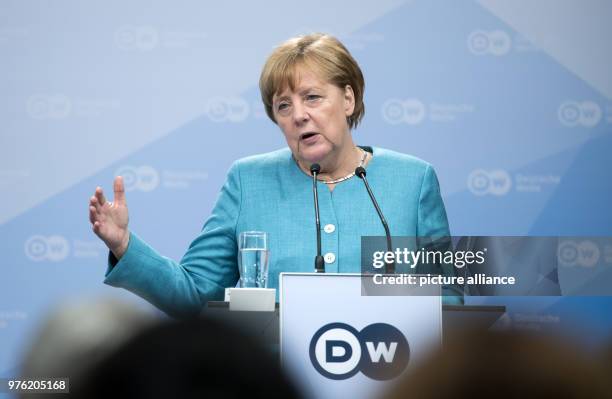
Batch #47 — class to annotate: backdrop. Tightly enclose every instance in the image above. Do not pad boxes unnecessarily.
[2,0,612,377]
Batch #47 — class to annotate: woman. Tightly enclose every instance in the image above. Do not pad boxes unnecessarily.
[88,33,451,318]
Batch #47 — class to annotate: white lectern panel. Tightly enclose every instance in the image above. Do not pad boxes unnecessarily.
[280,273,441,399]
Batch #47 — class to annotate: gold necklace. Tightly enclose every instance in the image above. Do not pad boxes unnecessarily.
[318,148,367,185]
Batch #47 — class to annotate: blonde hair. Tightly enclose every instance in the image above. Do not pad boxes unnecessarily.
[259,33,365,129]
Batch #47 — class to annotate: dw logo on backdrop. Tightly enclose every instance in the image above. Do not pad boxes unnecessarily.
[381,98,475,125]
[309,322,410,381]
[557,101,602,127]
[468,169,561,195]
[27,94,120,119]
[467,169,512,196]
[115,165,160,192]
[205,97,250,123]
[114,25,207,51]
[467,30,512,56]
[24,235,70,262]
[381,99,426,125]
[558,240,601,268]
[114,165,209,191]
[27,94,72,120]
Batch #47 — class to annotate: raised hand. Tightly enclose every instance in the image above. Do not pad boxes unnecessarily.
[89,176,130,259]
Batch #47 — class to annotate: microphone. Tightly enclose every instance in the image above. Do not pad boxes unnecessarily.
[310,163,325,273]
[355,166,395,274]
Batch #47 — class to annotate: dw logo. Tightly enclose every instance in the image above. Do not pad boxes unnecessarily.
[24,235,70,262]
[467,169,512,196]
[205,97,250,123]
[381,98,426,125]
[114,165,160,192]
[467,30,511,56]
[558,101,601,127]
[558,240,600,268]
[309,322,409,381]
[115,25,159,51]
[27,94,72,119]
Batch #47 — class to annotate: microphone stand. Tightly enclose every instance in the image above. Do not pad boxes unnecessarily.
[355,166,395,274]
[310,164,325,273]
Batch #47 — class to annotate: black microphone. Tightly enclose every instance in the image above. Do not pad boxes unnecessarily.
[310,163,325,273]
[355,166,395,274]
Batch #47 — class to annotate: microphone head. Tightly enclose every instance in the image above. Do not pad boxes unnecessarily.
[355,166,366,178]
[310,163,321,175]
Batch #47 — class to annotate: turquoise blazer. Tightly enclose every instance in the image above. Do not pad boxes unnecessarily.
[105,147,453,318]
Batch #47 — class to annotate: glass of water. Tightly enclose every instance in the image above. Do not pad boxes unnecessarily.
[238,231,269,288]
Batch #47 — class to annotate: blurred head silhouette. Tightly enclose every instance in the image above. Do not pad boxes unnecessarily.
[20,298,156,399]
[71,317,301,399]
[385,331,611,399]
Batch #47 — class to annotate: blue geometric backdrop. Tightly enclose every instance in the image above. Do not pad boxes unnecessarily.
[2,0,611,377]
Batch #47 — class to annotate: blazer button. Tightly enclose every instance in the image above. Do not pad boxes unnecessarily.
[324,253,336,264]
[323,224,336,233]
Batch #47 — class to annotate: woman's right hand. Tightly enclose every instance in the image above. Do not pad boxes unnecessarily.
[89,176,130,259]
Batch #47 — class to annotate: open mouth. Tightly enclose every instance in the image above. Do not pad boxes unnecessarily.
[300,132,318,140]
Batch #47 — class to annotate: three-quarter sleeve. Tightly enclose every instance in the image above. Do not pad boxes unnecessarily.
[416,164,463,303]
[104,162,242,318]
[416,164,450,238]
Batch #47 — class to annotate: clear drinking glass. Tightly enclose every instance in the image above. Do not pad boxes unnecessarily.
[238,231,269,288]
